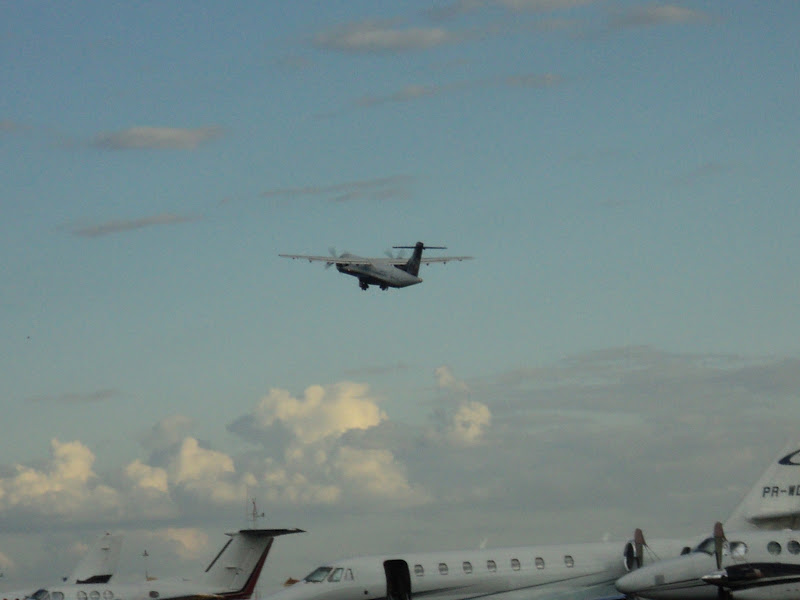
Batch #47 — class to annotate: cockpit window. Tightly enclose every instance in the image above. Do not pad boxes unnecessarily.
[328,568,344,582]
[29,590,50,600]
[693,537,717,555]
[304,567,334,582]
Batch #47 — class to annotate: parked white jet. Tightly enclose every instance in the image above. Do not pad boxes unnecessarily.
[279,242,472,291]
[262,442,800,600]
[2,532,123,600]
[615,524,800,600]
[2,529,302,600]
[616,443,800,600]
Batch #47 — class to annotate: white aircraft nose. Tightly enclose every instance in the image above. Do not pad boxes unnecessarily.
[615,569,654,595]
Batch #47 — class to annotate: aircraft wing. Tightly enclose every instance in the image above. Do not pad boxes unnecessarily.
[421,256,473,265]
[279,254,386,265]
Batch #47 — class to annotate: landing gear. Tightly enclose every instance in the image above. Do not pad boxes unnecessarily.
[359,280,369,291]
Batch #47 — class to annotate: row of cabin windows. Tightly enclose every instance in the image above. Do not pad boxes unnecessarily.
[767,539,800,555]
[23,592,116,600]
[414,556,575,577]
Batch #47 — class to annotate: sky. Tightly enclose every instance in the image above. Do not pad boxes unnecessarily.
[2,0,800,594]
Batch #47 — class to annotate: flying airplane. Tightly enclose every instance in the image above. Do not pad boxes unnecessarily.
[2,528,303,600]
[2,533,123,600]
[261,441,800,600]
[616,442,800,600]
[279,242,472,291]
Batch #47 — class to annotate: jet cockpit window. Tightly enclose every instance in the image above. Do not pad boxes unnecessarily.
[304,567,334,582]
[344,569,354,581]
[693,537,717,555]
[328,568,344,582]
[29,590,49,600]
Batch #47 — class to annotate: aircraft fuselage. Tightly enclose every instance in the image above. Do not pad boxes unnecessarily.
[335,259,422,290]
[270,538,691,600]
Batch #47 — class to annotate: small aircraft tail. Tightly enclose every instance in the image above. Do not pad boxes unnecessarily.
[395,242,446,277]
[70,532,123,584]
[202,529,304,599]
[724,439,800,530]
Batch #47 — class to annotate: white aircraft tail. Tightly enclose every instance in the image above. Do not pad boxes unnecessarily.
[201,529,304,598]
[70,532,123,584]
[724,439,800,530]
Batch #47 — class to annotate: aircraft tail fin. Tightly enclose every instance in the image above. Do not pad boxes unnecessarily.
[70,532,123,584]
[202,529,304,599]
[724,440,800,531]
[394,242,447,277]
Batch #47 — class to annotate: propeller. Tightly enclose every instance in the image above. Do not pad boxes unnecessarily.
[634,528,646,569]
[326,247,342,269]
[713,522,726,571]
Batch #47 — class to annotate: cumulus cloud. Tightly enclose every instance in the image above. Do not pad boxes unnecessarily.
[152,528,210,561]
[70,213,198,238]
[92,126,222,150]
[167,438,256,504]
[229,382,387,445]
[315,21,457,54]
[0,439,120,519]
[447,401,492,445]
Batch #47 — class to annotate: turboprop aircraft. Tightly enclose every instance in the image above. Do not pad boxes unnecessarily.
[2,528,303,600]
[616,443,800,600]
[262,441,800,600]
[279,242,472,291]
[2,532,123,600]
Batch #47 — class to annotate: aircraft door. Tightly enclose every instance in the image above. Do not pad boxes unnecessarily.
[383,560,411,600]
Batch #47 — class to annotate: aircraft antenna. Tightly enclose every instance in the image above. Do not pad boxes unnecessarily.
[249,498,265,529]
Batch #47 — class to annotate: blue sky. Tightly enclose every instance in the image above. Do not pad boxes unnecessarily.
[2,0,800,594]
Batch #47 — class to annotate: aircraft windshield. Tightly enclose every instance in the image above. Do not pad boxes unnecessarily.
[693,537,716,555]
[304,567,333,582]
[26,591,50,600]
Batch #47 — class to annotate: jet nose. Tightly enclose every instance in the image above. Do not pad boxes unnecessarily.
[615,569,654,595]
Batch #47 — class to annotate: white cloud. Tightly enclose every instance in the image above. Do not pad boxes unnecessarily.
[125,460,169,494]
[235,382,387,444]
[0,439,120,518]
[333,447,428,505]
[92,126,222,150]
[435,365,470,392]
[447,401,492,445]
[152,528,210,561]
[168,438,255,504]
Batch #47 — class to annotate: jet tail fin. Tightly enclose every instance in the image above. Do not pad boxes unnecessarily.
[71,532,123,584]
[202,529,304,598]
[724,440,800,530]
